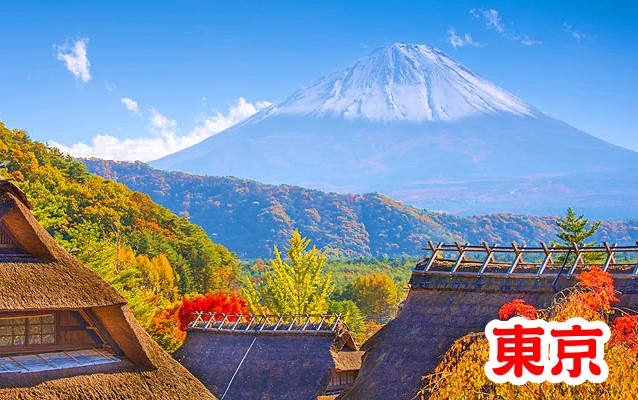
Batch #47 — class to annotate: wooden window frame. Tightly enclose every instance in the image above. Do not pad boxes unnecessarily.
[0,313,57,353]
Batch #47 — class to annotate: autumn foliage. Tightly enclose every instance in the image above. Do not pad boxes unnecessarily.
[177,292,248,331]
[147,306,186,353]
[610,315,638,351]
[419,267,638,399]
[576,267,619,313]
[145,291,248,352]
[498,299,538,320]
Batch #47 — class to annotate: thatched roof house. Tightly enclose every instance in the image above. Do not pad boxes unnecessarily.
[173,313,363,400]
[341,241,638,400]
[0,180,216,399]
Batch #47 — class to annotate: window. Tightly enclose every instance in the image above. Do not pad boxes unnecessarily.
[328,370,357,388]
[0,315,55,348]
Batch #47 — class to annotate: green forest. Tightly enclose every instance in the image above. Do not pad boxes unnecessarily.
[83,159,638,259]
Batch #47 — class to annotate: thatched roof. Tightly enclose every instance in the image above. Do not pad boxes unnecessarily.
[0,306,217,399]
[330,350,363,372]
[340,289,439,400]
[173,314,359,400]
[0,181,31,209]
[0,181,127,310]
[0,181,217,399]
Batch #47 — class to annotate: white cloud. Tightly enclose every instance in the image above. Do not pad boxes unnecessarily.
[563,23,585,41]
[471,8,504,33]
[189,97,272,141]
[447,28,480,49]
[104,80,113,92]
[470,8,541,46]
[149,108,177,134]
[55,38,91,82]
[121,98,140,114]
[514,34,543,47]
[51,97,271,162]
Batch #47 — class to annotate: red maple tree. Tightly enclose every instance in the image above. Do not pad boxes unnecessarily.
[610,314,638,351]
[576,267,619,312]
[499,299,538,320]
[177,292,248,331]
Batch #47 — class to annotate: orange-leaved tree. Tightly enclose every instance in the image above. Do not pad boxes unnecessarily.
[417,267,638,399]
[177,292,248,331]
[146,291,248,353]
[498,299,538,320]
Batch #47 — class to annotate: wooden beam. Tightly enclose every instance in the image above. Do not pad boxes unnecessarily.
[602,242,616,272]
[450,241,466,273]
[507,242,525,275]
[567,242,583,275]
[423,241,444,271]
[77,309,108,346]
[316,315,326,331]
[537,243,555,276]
[478,242,494,274]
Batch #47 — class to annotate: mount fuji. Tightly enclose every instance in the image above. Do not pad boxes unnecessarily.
[152,43,638,218]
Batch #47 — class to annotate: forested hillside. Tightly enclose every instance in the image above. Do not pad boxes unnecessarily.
[84,159,638,259]
[0,123,240,349]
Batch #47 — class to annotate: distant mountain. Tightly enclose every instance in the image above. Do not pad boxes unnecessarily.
[83,159,638,259]
[151,42,638,219]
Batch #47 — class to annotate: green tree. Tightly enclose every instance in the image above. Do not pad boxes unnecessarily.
[552,208,603,264]
[328,299,366,341]
[245,231,335,314]
[553,207,601,247]
[352,272,398,324]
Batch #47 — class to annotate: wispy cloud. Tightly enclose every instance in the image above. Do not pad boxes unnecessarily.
[50,97,271,162]
[104,80,113,92]
[563,23,585,41]
[55,38,91,82]
[470,9,541,46]
[471,8,504,33]
[516,35,542,47]
[447,28,480,49]
[121,98,140,114]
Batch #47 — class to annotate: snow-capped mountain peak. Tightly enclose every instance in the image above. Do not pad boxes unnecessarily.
[273,42,534,122]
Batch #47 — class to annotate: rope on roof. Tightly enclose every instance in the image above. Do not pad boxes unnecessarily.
[414,241,638,277]
[220,336,256,400]
[188,313,342,333]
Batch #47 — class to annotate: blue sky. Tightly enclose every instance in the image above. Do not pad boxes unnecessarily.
[1,1,637,160]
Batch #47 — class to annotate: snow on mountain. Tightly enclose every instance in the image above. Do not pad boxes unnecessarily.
[272,42,534,122]
[152,42,638,218]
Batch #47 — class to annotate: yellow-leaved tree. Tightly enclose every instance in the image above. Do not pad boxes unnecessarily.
[245,231,335,314]
[352,272,399,323]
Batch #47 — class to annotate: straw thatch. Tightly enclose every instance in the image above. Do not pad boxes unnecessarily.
[173,319,359,400]
[0,181,217,399]
[330,349,363,372]
[0,183,126,310]
[342,277,565,400]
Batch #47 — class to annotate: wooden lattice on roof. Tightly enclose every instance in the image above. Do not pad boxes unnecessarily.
[189,312,342,334]
[414,241,638,277]
[0,223,19,248]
